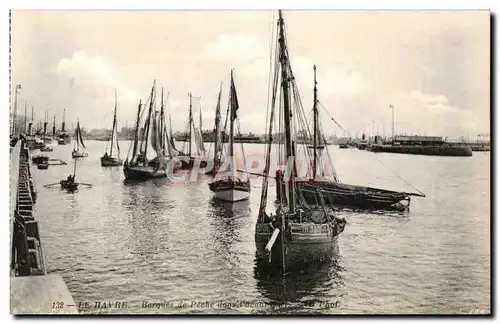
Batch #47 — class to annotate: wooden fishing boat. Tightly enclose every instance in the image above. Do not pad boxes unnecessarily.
[178,93,209,170]
[101,90,123,167]
[209,177,250,202]
[208,71,251,202]
[206,83,224,176]
[274,60,424,212]
[255,11,346,268]
[124,82,181,180]
[71,120,88,158]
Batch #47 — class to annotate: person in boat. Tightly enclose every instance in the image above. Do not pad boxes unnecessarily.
[103,152,109,159]
[66,175,75,184]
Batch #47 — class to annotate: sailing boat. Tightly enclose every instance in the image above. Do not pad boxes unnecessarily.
[209,71,251,202]
[255,11,346,267]
[160,89,182,174]
[101,90,123,166]
[206,83,224,176]
[178,93,209,170]
[71,120,88,158]
[123,81,172,180]
[274,65,424,212]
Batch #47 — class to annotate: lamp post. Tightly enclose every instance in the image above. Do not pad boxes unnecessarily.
[389,104,395,144]
[12,84,22,136]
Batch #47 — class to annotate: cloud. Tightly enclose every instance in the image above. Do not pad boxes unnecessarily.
[201,34,267,63]
[56,51,139,103]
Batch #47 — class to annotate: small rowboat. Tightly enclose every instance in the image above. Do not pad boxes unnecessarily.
[60,179,79,191]
[32,154,49,164]
[37,162,49,170]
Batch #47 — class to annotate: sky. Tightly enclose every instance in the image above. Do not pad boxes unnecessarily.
[10,10,490,139]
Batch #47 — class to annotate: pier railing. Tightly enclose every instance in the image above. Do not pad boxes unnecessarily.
[10,138,45,276]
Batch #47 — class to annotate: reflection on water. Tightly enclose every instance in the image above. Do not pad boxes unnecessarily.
[122,179,174,259]
[253,246,345,314]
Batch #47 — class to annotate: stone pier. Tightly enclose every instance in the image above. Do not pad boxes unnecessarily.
[10,138,78,315]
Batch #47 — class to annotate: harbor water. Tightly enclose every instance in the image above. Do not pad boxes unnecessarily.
[31,140,490,314]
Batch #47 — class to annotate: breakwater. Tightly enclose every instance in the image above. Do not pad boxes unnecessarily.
[368,144,473,157]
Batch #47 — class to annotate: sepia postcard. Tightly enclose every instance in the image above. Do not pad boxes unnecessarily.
[9,9,491,315]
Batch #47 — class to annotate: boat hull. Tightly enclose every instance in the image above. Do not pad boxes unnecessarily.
[179,155,209,170]
[276,172,410,212]
[123,164,167,180]
[209,179,251,202]
[100,156,123,166]
[72,151,88,158]
[60,180,78,191]
[123,158,182,180]
[255,222,339,265]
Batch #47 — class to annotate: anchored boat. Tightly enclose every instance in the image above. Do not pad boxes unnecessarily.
[274,61,424,212]
[206,83,224,176]
[124,81,180,180]
[255,11,346,267]
[209,71,251,202]
[101,90,123,167]
[177,93,209,170]
[71,120,88,158]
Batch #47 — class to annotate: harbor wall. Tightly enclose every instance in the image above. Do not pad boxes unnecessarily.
[368,144,473,157]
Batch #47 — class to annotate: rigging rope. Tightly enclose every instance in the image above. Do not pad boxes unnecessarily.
[317,99,424,195]
[370,154,426,196]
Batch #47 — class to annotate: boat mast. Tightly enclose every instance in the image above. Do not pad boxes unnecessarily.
[110,89,117,157]
[160,87,165,156]
[52,115,56,136]
[229,71,236,179]
[132,100,142,160]
[143,82,155,164]
[188,93,192,157]
[76,120,80,151]
[278,10,295,214]
[73,155,77,178]
[313,65,318,180]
